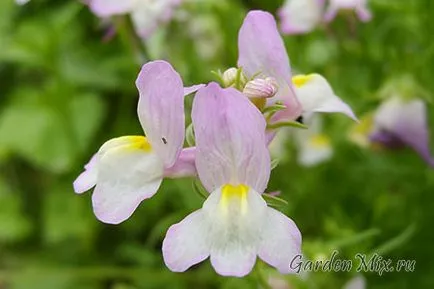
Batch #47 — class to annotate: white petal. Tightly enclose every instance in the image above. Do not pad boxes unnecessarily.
[279,0,323,34]
[73,154,97,194]
[293,74,357,120]
[258,208,302,274]
[131,0,180,38]
[162,210,210,272]
[343,275,366,289]
[294,115,333,166]
[92,136,164,224]
[205,186,267,277]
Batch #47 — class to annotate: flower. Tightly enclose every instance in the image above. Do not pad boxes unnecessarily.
[73,61,203,224]
[278,0,325,35]
[293,73,357,120]
[162,83,302,277]
[237,11,356,125]
[324,0,372,23]
[369,96,434,167]
[87,0,182,38]
[294,115,333,166]
[269,73,356,165]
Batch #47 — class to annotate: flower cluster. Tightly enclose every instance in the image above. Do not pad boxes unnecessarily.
[279,0,372,35]
[74,10,357,276]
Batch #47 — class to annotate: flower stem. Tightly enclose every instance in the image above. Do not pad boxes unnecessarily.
[254,262,272,289]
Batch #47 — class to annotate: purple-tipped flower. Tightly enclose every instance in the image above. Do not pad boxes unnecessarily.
[162,83,302,277]
[73,61,202,224]
[278,0,325,35]
[87,0,182,38]
[324,0,372,23]
[370,96,434,167]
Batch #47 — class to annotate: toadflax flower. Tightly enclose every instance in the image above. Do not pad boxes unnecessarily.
[162,83,302,277]
[278,0,325,35]
[294,114,333,166]
[73,61,203,224]
[236,11,356,127]
[369,96,434,167]
[269,73,356,165]
[87,0,182,38]
[324,0,372,23]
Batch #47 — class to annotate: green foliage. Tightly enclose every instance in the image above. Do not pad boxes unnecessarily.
[0,0,433,288]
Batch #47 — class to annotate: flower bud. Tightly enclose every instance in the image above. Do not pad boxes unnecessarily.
[222,67,247,88]
[243,77,279,99]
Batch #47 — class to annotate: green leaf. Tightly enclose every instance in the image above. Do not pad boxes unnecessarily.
[267,121,308,130]
[185,123,195,147]
[262,194,288,209]
[262,103,286,115]
[370,223,416,256]
[270,158,279,170]
[192,179,208,200]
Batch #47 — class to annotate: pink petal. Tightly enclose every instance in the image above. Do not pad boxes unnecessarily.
[164,147,197,178]
[136,60,185,168]
[192,83,270,193]
[88,0,137,17]
[184,84,205,96]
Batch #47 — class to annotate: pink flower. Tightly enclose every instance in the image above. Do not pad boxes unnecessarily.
[162,83,302,277]
[324,0,372,23]
[278,0,325,35]
[73,61,203,224]
[87,0,182,38]
[370,96,434,167]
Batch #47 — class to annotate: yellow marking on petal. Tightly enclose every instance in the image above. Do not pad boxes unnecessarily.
[220,184,249,215]
[122,136,152,152]
[292,74,314,88]
[309,134,331,148]
[348,114,374,148]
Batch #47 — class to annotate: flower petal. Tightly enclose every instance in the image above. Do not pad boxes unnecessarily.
[192,83,270,193]
[91,137,164,224]
[88,0,137,17]
[162,210,210,272]
[130,0,181,38]
[136,60,185,168]
[278,0,324,35]
[164,147,197,178]
[206,186,267,277]
[238,10,302,120]
[373,97,434,166]
[324,0,372,22]
[184,84,205,96]
[293,74,357,120]
[73,154,97,194]
[258,208,302,274]
[294,115,333,166]
[343,275,366,289]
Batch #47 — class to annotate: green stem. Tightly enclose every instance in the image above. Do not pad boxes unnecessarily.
[114,15,149,64]
[255,262,272,289]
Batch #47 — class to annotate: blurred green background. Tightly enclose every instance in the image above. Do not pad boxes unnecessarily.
[0,0,433,288]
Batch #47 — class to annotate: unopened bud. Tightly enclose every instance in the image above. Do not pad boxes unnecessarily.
[222,67,247,88]
[243,77,279,99]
